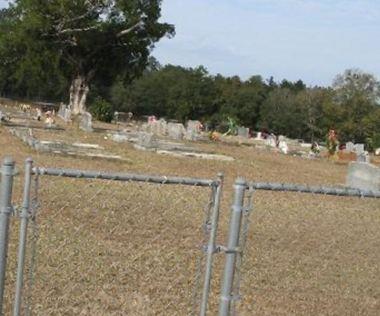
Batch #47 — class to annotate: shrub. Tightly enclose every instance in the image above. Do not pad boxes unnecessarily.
[90,97,113,122]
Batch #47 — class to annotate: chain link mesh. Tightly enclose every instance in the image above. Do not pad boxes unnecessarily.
[22,173,216,315]
[235,189,380,315]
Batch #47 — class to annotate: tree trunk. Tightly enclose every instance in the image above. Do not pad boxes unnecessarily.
[69,75,89,115]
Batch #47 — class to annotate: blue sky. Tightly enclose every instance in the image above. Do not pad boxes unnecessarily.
[1,0,379,86]
[153,0,380,86]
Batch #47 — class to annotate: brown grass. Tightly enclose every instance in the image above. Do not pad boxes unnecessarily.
[1,119,380,315]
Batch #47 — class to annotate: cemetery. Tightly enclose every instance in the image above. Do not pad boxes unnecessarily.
[1,96,380,316]
[1,97,380,182]
[0,1,379,314]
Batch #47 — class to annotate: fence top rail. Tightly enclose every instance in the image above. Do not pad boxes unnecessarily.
[32,167,218,187]
[248,182,380,199]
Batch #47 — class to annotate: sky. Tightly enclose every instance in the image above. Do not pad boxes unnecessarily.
[1,0,380,86]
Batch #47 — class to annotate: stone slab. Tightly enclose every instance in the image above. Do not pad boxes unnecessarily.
[346,162,380,192]
[156,150,234,161]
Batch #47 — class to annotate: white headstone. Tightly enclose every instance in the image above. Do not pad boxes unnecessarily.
[357,151,370,163]
[255,132,263,140]
[167,122,186,140]
[185,120,202,141]
[79,112,93,132]
[345,142,355,152]
[58,103,71,122]
[354,144,365,155]
[138,132,157,148]
[279,140,288,154]
[237,127,250,138]
[347,162,380,191]
[266,135,277,148]
[58,103,65,118]
[148,118,167,136]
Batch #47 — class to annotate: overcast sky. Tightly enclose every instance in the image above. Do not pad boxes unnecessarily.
[1,0,379,86]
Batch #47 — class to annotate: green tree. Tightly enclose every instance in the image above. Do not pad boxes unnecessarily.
[332,69,380,143]
[260,88,307,138]
[295,87,333,141]
[0,0,174,114]
[111,65,219,121]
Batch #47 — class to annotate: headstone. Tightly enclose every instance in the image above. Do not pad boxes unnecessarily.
[114,111,133,123]
[58,103,72,122]
[237,126,250,138]
[347,162,380,192]
[279,140,288,154]
[266,135,276,148]
[147,118,167,136]
[354,143,365,155]
[345,142,355,152]
[185,120,202,141]
[79,112,93,132]
[357,151,370,163]
[157,119,168,136]
[167,122,186,140]
[58,103,65,118]
[137,132,157,148]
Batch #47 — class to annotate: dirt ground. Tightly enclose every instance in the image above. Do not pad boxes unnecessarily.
[0,118,379,315]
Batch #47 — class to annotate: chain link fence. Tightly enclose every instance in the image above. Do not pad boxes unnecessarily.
[0,159,224,316]
[2,157,380,316]
[218,180,380,316]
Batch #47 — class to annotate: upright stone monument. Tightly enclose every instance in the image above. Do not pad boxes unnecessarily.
[58,103,72,122]
[347,162,380,192]
[167,122,186,140]
[79,112,93,132]
[147,118,167,136]
[137,132,158,149]
[354,144,365,155]
[237,126,250,138]
[185,120,202,141]
[345,142,355,152]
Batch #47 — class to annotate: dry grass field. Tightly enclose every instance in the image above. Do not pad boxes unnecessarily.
[0,119,380,315]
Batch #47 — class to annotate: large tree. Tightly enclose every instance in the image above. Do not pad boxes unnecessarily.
[332,69,380,142]
[0,0,174,114]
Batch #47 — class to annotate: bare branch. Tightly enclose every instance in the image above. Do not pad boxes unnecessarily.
[58,25,99,34]
[116,21,144,38]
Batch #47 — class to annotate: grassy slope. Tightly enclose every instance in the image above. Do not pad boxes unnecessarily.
[0,121,379,315]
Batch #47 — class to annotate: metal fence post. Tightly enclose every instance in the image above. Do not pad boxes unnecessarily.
[0,157,15,313]
[13,158,33,316]
[200,173,224,316]
[219,178,246,316]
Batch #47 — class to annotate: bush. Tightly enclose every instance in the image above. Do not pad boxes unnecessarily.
[366,133,380,152]
[89,97,113,122]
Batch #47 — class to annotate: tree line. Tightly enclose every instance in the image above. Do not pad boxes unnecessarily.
[110,65,380,149]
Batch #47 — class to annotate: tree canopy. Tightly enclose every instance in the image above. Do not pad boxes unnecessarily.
[110,65,380,149]
[0,0,174,113]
